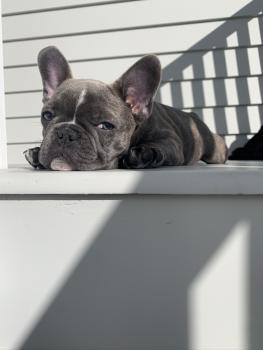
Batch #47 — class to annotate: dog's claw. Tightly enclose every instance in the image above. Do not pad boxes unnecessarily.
[24,147,45,169]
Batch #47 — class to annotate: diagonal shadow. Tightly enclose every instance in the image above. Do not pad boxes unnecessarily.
[17,190,262,350]
[155,0,263,152]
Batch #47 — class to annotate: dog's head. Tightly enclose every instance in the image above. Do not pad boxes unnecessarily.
[38,46,161,170]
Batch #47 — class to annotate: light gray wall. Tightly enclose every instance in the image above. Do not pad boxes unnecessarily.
[2,0,263,164]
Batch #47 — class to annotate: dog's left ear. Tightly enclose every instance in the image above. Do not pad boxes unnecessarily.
[38,46,72,103]
[113,55,161,122]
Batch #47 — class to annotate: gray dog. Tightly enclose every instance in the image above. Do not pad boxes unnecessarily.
[24,46,227,170]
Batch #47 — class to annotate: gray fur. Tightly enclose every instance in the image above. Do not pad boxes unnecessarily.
[26,46,227,171]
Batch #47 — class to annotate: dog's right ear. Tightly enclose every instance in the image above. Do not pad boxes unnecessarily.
[112,55,161,123]
[38,46,72,103]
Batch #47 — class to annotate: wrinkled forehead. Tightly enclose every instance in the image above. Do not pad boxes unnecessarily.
[48,79,123,115]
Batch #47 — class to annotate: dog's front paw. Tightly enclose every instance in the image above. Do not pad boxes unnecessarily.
[121,145,164,169]
[23,147,45,169]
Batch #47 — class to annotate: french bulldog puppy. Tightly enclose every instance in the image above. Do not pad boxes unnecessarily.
[24,46,227,170]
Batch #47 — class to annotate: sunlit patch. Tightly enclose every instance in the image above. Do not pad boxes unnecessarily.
[202,52,216,78]
[189,221,250,350]
[225,106,239,134]
[225,78,239,105]
[202,108,216,133]
[247,77,262,104]
[183,64,194,80]
[160,83,174,106]
[203,79,216,107]
[247,105,261,133]
[224,49,238,76]
[247,47,262,75]
[248,17,262,46]
[226,31,238,47]
[182,81,194,108]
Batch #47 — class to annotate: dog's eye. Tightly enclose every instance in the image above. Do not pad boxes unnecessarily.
[41,111,54,121]
[97,122,115,130]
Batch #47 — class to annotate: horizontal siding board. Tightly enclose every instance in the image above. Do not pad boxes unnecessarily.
[6,76,263,117]
[191,105,263,135]
[6,104,263,132]
[2,0,125,14]
[7,118,42,144]
[6,92,42,118]
[2,0,255,19]
[159,76,263,108]
[4,19,262,67]
[6,105,262,144]
[4,56,178,92]
[2,0,259,41]
[4,48,263,92]
[7,143,40,165]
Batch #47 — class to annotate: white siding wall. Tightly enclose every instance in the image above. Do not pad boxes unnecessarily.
[2,0,263,165]
[0,0,7,168]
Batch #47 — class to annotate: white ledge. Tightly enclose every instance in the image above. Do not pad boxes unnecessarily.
[1,161,263,195]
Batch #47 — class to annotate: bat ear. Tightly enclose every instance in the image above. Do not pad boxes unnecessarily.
[113,55,161,122]
[38,46,72,103]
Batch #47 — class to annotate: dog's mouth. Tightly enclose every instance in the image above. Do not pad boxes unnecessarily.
[50,157,73,171]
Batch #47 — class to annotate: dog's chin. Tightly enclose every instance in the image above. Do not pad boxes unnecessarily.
[48,154,119,171]
[50,157,74,171]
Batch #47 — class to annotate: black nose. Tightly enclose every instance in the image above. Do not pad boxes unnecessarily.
[56,127,81,144]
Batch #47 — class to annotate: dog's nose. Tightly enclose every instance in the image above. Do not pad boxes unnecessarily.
[56,127,81,144]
